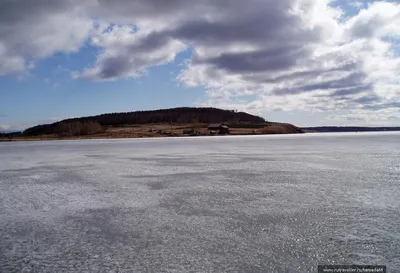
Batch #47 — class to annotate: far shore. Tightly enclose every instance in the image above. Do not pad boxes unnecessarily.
[0,122,303,142]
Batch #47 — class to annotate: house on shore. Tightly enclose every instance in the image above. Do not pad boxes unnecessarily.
[208,123,229,135]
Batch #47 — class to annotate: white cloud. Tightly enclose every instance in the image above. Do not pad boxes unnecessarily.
[0,43,25,74]
[0,124,26,132]
[0,0,95,75]
[325,108,400,126]
[0,124,11,131]
[350,1,365,9]
[0,0,399,124]
[79,25,186,81]
[345,1,400,38]
[177,0,400,123]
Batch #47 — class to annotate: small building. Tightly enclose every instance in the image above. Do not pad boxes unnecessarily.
[208,123,229,135]
[183,128,198,136]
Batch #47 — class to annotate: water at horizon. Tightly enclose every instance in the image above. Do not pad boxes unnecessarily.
[1,132,399,272]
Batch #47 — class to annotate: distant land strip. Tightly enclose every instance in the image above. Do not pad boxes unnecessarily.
[302,126,400,133]
[0,107,303,141]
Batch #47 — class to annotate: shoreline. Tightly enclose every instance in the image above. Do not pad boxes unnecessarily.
[2,130,400,143]
[0,131,303,142]
[1,122,304,142]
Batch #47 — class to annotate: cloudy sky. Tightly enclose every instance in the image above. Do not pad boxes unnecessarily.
[1,0,399,131]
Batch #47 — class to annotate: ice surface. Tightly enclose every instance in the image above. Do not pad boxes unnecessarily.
[0,133,399,272]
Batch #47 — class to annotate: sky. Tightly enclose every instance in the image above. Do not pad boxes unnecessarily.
[0,0,400,131]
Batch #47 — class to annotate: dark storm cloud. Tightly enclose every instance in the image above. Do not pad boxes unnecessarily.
[124,32,171,52]
[272,72,369,96]
[243,62,359,84]
[330,84,373,97]
[353,94,381,104]
[95,0,193,19]
[80,30,184,80]
[90,55,134,79]
[194,46,310,73]
[0,0,69,23]
[362,102,400,110]
[296,72,367,93]
[171,8,313,46]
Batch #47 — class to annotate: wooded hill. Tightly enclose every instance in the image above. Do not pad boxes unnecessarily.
[23,107,266,136]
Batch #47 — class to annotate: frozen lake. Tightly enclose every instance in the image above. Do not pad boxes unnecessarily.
[1,133,399,272]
